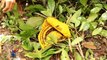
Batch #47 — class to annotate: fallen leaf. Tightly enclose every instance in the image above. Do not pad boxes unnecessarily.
[82,42,96,49]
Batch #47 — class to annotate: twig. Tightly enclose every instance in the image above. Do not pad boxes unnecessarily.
[34,12,47,18]
[76,43,85,60]
[68,38,72,52]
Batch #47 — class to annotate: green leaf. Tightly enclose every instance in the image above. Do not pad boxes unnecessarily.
[74,20,81,27]
[25,52,42,58]
[85,49,94,60]
[43,49,56,57]
[43,56,51,60]
[25,5,45,11]
[32,42,40,51]
[71,9,82,27]
[41,0,55,16]
[80,0,88,6]
[61,49,70,60]
[90,22,98,30]
[58,14,66,22]
[26,17,44,27]
[22,39,33,51]
[79,21,90,31]
[91,0,99,4]
[25,52,37,58]
[100,30,107,37]
[104,4,107,9]
[85,49,89,60]
[25,48,56,59]
[95,4,103,8]
[48,0,55,14]
[13,3,20,18]
[18,20,33,31]
[71,37,83,46]
[100,11,107,21]
[91,7,101,13]
[92,27,102,35]
[66,9,80,26]
[46,32,58,44]
[20,29,38,38]
[59,5,63,14]
[25,46,52,59]
[66,7,75,14]
[74,51,82,60]
[77,16,86,22]
[87,13,98,22]
[71,9,82,22]
[41,9,52,16]
[58,0,67,3]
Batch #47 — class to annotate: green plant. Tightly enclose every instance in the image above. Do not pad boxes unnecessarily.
[1,0,107,60]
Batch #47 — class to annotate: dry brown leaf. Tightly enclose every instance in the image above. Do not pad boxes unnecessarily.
[82,42,97,49]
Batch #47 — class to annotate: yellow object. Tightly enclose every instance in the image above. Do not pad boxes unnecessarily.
[38,20,52,48]
[47,17,71,37]
[38,17,71,49]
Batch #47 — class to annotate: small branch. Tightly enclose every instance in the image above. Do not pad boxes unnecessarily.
[76,43,85,59]
[68,38,72,52]
[35,12,47,18]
